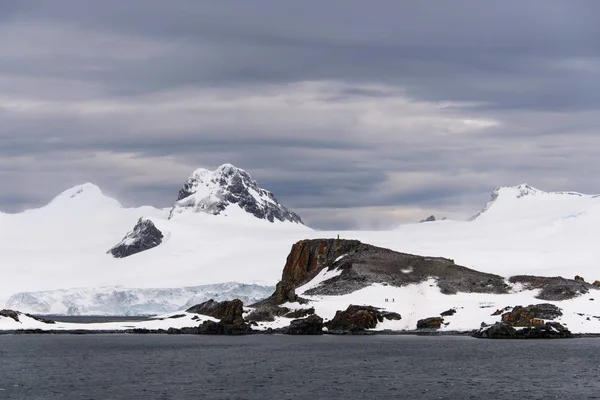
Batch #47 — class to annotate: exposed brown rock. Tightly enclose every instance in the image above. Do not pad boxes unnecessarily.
[325,305,401,333]
[280,239,361,288]
[574,275,586,282]
[417,317,444,330]
[501,304,562,327]
[593,280,600,287]
[186,299,244,324]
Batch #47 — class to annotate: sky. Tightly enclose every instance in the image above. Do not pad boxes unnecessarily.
[1,1,600,229]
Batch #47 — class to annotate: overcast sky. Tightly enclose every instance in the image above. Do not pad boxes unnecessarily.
[1,1,600,229]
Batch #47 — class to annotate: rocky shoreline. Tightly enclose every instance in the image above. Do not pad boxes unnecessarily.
[3,238,600,339]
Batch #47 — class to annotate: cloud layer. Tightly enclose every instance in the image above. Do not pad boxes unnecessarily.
[2,1,600,229]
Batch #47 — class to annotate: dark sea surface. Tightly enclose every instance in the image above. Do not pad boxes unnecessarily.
[0,334,599,400]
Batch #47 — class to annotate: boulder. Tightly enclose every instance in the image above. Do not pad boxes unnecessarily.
[501,304,562,327]
[282,315,324,335]
[440,309,456,317]
[593,280,600,288]
[574,275,586,282]
[417,317,444,330]
[186,299,252,335]
[326,305,401,333]
[473,322,572,339]
[187,299,244,324]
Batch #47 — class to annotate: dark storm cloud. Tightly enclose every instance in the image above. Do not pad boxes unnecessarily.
[1,1,600,228]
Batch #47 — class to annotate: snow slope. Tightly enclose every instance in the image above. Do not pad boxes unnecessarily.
[0,311,217,332]
[2,182,600,327]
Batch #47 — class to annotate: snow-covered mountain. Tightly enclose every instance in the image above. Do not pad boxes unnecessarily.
[169,163,303,224]
[0,168,309,314]
[2,180,600,326]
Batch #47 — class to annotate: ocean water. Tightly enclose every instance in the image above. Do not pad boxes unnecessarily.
[0,334,599,400]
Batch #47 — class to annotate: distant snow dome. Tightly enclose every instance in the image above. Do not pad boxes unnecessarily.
[45,182,123,211]
[169,163,304,224]
[469,183,598,223]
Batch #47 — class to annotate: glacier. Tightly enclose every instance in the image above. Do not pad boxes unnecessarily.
[6,283,274,316]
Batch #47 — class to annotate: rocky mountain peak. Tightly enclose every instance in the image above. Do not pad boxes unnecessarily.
[169,164,304,224]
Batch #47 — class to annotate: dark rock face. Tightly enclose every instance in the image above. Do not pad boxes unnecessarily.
[284,308,315,319]
[186,299,244,324]
[473,322,572,339]
[440,309,457,317]
[272,281,298,304]
[0,309,19,322]
[245,306,291,322]
[280,239,362,290]
[282,315,324,335]
[509,275,597,300]
[501,304,562,327]
[420,215,437,223]
[170,164,303,224]
[198,320,252,335]
[325,305,401,333]
[417,317,444,330]
[186,299,251,335]
[108,218,163,258]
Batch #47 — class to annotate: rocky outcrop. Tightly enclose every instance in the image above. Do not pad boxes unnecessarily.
[261,239,510,304]
[473,322,572,339]
[245,306,291,322]
[187,299,244,324]
[417,317,444,330]
[420,215,437,223]
[249,238,509,324]
[0,309,19,322]
[284,308,315,319]
[501,304,562,327]
[281,315,324,335]
[169,164,303,224]
[0,310,54,324]
[108,218,163,258]
[440,309,457,317]
[281,239,362,290]
[593,280,600,288]
[272,281,298,304]
[508,275,597,300]
[325,305,401,333]
[186,299,251,334]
